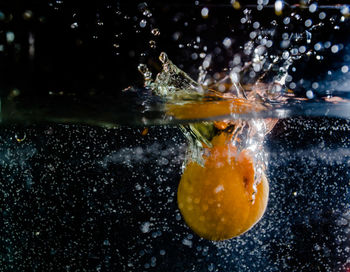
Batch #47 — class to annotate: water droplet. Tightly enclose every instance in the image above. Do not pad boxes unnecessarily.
[331,44,339,53]
[23,10,33,20]
[267,83,284,100]
[299,46,306,54]
[222,37,232,48]
[201,7,209,18]
[70,22,78,29]
[309,3,317,13]
[341,65,349,73]
[304,19,312,28]
[6,32,15,43]
[341,5,350,16]
[149,40,156,48]
[282,51,289,59]
[8,88,20,99]
[274,0,283,16]
[253,21,260,29]
[151,28,160,36]
[138,64,152,81]
[159,52,168,64]
[319,12,326,20]
[15,132,26,143]
[231,0,241,9]
[143,9,152,17]
[139,19,147,28]
[306,90,314,99]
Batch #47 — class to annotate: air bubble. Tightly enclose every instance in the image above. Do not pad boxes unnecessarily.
[140,222,151,233]
[182,238,193,248]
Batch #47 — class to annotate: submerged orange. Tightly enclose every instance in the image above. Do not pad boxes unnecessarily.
[177,133,269,240]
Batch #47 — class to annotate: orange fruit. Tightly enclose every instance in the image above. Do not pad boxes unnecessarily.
[177,133,269,240]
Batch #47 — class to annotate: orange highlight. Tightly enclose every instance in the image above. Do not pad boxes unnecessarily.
[141,128,148,136]
[166,98,264,120]
[177,132,269,240]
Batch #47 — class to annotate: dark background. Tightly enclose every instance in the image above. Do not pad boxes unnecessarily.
[0,0,349,98]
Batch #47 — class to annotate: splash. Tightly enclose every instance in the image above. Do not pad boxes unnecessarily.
[139,52,276,240]
[137,0,350,244]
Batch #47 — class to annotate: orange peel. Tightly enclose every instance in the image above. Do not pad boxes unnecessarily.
[177,133,269,240]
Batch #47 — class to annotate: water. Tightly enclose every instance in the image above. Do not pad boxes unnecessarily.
[0,1,350,271]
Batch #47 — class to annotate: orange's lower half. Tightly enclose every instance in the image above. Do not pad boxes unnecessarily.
[177,134,269,240]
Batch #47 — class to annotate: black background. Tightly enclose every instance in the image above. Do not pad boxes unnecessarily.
[0,0,350,97]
